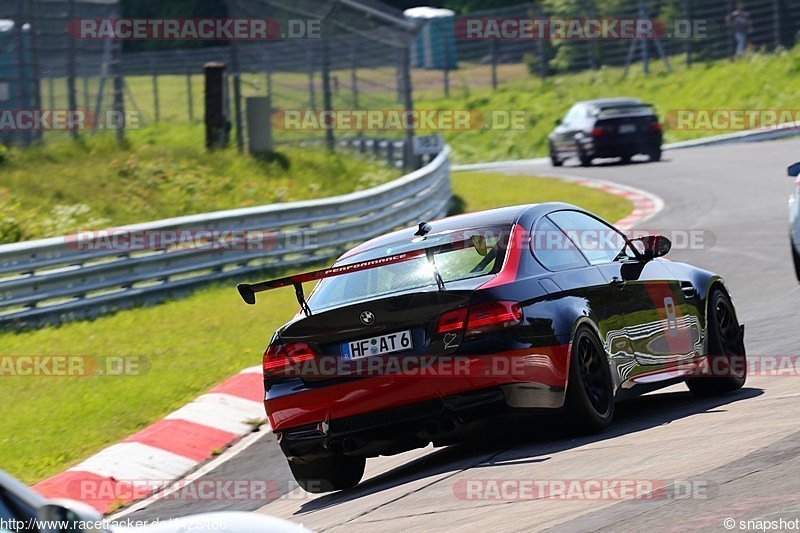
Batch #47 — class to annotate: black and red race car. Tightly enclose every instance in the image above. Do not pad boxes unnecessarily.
[238,203,746,493]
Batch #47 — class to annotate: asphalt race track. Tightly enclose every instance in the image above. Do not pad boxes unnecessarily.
[120,138,800,532]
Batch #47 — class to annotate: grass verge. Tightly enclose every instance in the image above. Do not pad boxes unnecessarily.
[0,123,396,244]
[0,170,631,484]
[419,49,800,163]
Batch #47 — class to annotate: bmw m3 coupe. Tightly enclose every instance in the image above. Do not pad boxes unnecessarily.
[238,203,746,493]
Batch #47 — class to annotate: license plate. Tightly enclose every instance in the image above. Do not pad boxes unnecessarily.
[619,124,637,134]
[342,330,413,361]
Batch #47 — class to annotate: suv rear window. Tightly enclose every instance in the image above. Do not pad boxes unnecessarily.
[308,225,512,310]
[592,104,654,118]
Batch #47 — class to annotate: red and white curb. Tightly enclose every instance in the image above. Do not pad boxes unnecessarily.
[552,174,664,229]
[32,366,265,514]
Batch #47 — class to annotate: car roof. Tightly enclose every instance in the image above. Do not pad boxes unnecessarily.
[338,203,579,260]
[578,97,642,107]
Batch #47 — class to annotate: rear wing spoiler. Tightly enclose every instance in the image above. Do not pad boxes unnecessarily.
[237,249,428,310]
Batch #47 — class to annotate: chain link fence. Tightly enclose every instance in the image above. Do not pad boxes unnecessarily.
[2,0,800,149]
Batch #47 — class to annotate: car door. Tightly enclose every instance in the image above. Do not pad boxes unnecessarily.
[547,210,702,375]
[530,215,635,383]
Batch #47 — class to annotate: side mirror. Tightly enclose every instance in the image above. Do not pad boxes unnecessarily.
[38,499,103,532]
[631,234,671,260]
[788,162,800,177]
[554,118,562,126]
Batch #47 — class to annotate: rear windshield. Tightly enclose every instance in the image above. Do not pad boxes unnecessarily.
[592,104,654,118]
[308,225,512,311]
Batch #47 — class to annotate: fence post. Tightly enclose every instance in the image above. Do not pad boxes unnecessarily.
[638,1,649,74]
[307,45,316,111]
[350,45,359,108]
[152,70,160,122]
[205,62,227,150]
[111,28,125,144]
[321,38,334,152]
[440,25,449,98]
[684,0,692,67]
[490,39,498,90]
[532,2,547,79]
[399,43,415,170]
[14,0,30,144]
[67,0,78,139]
[230,41,243,152]
[773,0,782,49]
[727,0,734,59]
[48,78,54,110]
[186,68,194,121]
[264,54,272,96]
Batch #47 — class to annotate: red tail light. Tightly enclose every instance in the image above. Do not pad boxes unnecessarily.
[437,301,522,337]
[437,307,468,333]
[650,123,662,131]
[263,342,315,378]
[466,301,523,335]
[591,127,607,136]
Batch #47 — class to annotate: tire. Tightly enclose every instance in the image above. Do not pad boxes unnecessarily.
[577,145,592,167]
[791,238,800,283]
[649,147,662,162]
[549,143,563,167]
[564,326,614,433]
[686,289,747,396]
[289,454,366,493]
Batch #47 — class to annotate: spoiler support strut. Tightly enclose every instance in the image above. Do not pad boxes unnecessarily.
[294,281,312,317]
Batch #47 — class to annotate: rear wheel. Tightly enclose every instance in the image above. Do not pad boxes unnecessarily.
[564,326,614,433]
[686,289,746,396]
[289,455,366,493]
[648,147,662,162]
[791,238,800,283]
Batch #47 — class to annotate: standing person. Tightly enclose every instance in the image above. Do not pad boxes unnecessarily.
[726,3,753,57]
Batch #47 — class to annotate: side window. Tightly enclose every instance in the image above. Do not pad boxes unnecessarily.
[563,105,582,125]
[531,216,589,271]
[548,211,630,265]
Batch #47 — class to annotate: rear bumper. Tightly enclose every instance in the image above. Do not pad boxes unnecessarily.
[585,133,662,158]
[265,345,570,458]
[277,384,564,461]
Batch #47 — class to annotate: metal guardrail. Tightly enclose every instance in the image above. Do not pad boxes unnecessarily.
[0,147,452,329]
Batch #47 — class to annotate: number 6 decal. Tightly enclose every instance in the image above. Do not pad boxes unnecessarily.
[664,296,678,337]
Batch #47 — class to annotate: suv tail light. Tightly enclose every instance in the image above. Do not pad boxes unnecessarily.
[591,127,607,136]
[263,341,315,378]
[650,123,662,131]
[437,301,522,337]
